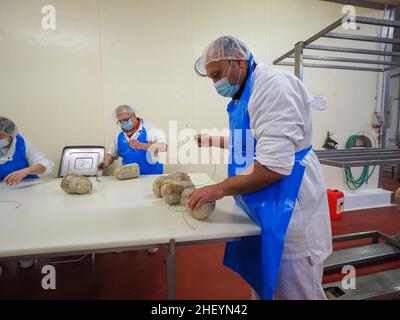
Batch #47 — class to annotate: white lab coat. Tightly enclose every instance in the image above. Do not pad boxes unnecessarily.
[252,257,327,300]
[0,134,54,174]
[248,62,332,299]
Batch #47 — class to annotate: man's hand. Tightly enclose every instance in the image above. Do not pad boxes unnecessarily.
[98,154,115,170]
[194,134,211,148]
[97,161,111,171]
[4,168,31,186]
[128,140,149,150]
[188,184,225,211]
[194,134,228,149]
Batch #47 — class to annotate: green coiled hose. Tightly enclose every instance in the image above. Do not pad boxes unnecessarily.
[344,134,376,190]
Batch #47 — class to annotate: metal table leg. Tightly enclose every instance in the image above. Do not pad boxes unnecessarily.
[166,239,176,300]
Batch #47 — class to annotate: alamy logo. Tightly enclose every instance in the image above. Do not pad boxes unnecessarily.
[341,265,356,290]
[41,265,56,290]
[341,5,357,30]
[41,5,56,30]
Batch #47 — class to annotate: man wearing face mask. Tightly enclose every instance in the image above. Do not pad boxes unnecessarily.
[0,116,54,186]
[98,105,166,175]
[0,116,54,270]
[190,36,332,300]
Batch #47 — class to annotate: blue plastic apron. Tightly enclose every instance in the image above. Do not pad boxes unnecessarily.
[223,55,311,300]
[117,119,163,175]
[0,134,39,181]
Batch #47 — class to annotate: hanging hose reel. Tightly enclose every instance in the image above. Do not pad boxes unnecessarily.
[344,133,376,190]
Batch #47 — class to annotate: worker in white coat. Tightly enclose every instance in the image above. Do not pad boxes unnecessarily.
[98,105,167,175]
[189,36,332,300]
[0,116,54,185]
[0,116,54,270]
[98,105,167,254]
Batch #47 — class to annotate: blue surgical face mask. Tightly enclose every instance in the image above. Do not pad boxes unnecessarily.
[0,138,11,149]
[214,61,242,98]
[120,118,134,131]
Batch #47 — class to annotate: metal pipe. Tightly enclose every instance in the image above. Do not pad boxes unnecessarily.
[322,0,385,11]
[273,48,295,66]
[305,44,400,57]
[384,66,400,72]
[320,154,400,160]
[294,42,304,80]
[303,15,348,47]
[354,15,400,28]
[379,7,395,188]
[324,32,400,45]
[166,239,176,300]
[273,15,346,66]
[278,61,385,72]
[332,231,380,243]
[289,54,400,66]
[316,148,398,154]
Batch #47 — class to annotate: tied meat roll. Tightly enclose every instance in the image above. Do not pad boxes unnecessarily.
[61,173,92,195]
[161,180,195,205]
[152,172,191,198]
[180,188,215,220]
[113,163,140,180]
[152,173,216,219]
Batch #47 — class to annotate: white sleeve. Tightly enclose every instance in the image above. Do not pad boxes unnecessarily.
[106,132,120,159]
[250,74,305,176]
[144,122,167,144]
[24,138,55,175]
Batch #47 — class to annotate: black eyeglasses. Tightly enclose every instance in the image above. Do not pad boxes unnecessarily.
[116,115,133,125]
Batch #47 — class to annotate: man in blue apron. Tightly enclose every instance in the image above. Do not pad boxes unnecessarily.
[98,104,166,176]
[98,105,166,255]
[189,36,332,300]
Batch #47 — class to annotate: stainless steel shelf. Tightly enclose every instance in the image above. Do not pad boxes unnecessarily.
[315,148,400,168]
[273,10,396,185]
[273,14,399,74]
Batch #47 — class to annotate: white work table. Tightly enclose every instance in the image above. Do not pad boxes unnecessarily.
[0,173,260,299]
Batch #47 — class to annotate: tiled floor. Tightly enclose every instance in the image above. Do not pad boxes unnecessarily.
[0,173,399,299]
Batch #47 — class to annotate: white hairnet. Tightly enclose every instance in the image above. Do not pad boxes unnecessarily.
[0,116,18,137]
[113,105,137,118]
[201,36,251,67]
